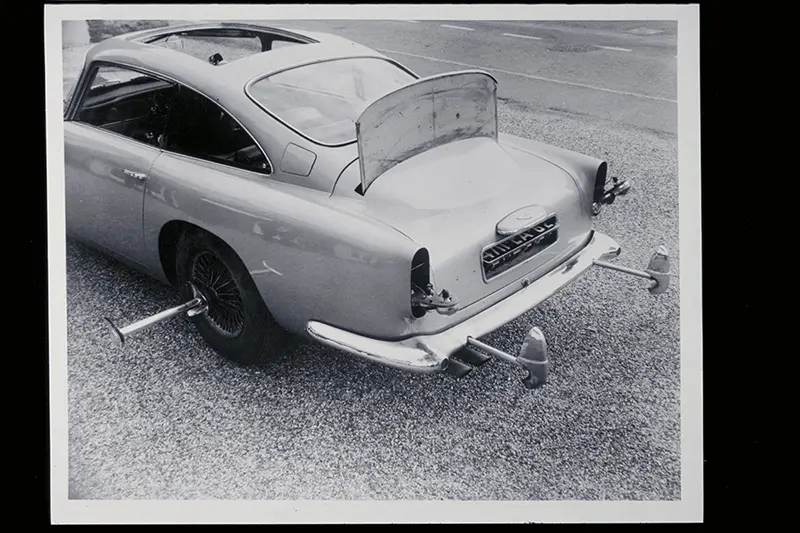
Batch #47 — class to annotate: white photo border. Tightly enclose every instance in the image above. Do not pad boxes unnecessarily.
[45,3,702,524]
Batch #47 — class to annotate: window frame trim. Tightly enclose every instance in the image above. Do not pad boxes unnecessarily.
[141,26,313,55]
[66,59,275,177]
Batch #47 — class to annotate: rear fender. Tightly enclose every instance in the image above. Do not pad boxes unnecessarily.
[142,156,423,338]
[499,133,608,219]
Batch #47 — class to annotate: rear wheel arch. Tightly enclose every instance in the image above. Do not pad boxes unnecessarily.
[158,221,246,288]
[158,220,288,365]
[158,220,197,286]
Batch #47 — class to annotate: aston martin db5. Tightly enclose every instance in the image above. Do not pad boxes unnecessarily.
[63,22,670,389]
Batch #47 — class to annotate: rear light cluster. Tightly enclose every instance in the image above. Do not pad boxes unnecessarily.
[591,162,631,215]
[592,162,608,214]
[410,248,459,318]
[410,248,431,318]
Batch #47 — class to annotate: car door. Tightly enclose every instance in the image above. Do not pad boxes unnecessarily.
[64,62,177,263]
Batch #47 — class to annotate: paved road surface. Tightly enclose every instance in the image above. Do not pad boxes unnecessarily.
[258,19,677,134]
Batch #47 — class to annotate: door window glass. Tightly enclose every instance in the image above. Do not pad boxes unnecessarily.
[75,64,177,147]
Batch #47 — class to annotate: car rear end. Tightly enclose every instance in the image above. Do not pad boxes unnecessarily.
[335,135,596,338]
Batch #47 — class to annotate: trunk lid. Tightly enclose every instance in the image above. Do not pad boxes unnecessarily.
[355,69,499,194]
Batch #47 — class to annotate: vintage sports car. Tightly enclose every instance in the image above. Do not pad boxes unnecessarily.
[63,22,670,389]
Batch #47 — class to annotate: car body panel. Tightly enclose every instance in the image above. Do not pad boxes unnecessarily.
[64,121,158,264]
[498,133,607,219]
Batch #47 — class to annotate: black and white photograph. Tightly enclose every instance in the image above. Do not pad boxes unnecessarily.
[46,3,702,524]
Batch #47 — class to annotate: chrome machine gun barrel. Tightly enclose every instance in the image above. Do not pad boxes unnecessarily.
[104,282,209,345]
[593,245,671,295]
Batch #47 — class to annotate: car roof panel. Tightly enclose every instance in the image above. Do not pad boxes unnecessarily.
[84,22,391,96]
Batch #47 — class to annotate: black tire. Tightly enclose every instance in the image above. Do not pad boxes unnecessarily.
[174,228,286,366]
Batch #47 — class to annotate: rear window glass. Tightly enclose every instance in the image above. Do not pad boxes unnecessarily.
[247,57,416,145]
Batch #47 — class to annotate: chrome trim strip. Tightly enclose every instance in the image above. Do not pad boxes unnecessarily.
[306,232,622,373]
[133,22,318,46]
[66,59,275,177]
[244,55,420,148]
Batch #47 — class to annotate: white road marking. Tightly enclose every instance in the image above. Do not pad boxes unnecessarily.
[502,32,542,40]
[375,48,677,104]
[596,45,632,52]
[440,24,474,31]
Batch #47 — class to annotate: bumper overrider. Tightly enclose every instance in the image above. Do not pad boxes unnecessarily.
[306,231,671,390]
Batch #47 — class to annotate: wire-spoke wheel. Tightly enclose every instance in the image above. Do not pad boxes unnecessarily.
[191,251,245,338]
[175,228,287,366]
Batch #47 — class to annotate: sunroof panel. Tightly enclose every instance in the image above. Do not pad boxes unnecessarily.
[146,28,308,66]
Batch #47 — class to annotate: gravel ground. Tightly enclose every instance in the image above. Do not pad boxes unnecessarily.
[66,91,680,499]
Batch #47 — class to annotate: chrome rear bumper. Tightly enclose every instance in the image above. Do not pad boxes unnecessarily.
[306,231,624,376]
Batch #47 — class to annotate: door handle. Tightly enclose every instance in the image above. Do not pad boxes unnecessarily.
[123,169,148,180]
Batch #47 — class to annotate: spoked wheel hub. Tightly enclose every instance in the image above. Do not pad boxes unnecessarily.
[190,251,245,337]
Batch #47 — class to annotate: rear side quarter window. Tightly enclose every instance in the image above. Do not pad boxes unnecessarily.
[162,85,272,175]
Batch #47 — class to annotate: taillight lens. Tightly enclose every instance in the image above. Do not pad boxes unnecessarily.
[410,248,431,318]
[593,162,608,207]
